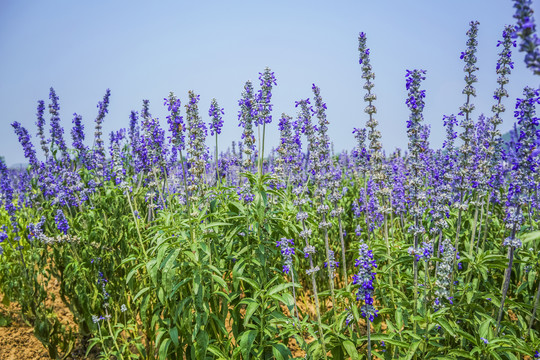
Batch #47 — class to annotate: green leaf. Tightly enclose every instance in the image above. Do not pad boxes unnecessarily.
[436,318,456,337]
[267,282,294,297]
[211,274,228,289]
[207,344,226,359]
[158,338,171,360]
[243,301,259,327]
[169,326,179,347]
[448,349,475,359]
[343,340,359,360]
[396,308,403,330]
[133,286,151,302]
[272,343,291,360]
[405,340,421,360]
[239,329,257,360]
[195,331,209,359]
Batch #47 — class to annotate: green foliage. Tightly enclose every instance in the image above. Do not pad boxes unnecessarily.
[1,170,540,359]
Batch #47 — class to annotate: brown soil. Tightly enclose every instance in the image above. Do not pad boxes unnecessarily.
[0,278,97,360]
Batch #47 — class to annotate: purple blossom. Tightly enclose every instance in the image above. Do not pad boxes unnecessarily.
[12,122,38,169]
[36,100,49,158]
[55,209,69,235]
[208,98,224,136]
[49,88,69,160]
[513,0,540,75]
[352,242,378,321]
[71,113,89,167]
[276,238,295,274]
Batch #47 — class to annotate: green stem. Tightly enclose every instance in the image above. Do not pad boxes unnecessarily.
[367,317,372,360]
[468,193,479,258]
[126,192,147,260]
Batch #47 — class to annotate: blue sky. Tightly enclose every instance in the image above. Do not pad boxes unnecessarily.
[0,0,537,166]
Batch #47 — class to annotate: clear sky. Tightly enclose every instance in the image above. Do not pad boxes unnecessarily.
[0,0,538,166]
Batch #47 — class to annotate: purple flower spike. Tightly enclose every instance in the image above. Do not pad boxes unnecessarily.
[277,238,295,275]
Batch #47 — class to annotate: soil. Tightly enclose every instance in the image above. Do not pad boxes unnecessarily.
[0,278,97,360]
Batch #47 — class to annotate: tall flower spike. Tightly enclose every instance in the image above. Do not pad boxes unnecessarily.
[209,98,224,184]
[295,98,316,176]
[405,69,428,228]
[55,209,69,235]
[238,81,257,170]
[255,67,276,126]
[486,26,517,183]
[405,69,427,329]
[93,89,111,174]
[513,0,540,75]
[353,242,378,320]
[12,122,38,169]
[71,113,88,167]
[276,238,295,275]
[359,32,384,182]
[185,91,208,198]
[165,92,185,166]
[109,129,126,188]
[457,21,480,191]
[275,114,293,186]
[48,88,69,161]
[434,238,455,309]
[209,98,224,136]
[311,84,332,190]
[36,100,49,158]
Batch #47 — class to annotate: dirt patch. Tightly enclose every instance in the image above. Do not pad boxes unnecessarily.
[0,277,97,360]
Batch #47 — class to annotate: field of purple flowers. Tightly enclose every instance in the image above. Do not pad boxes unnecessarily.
[1,1,540,359]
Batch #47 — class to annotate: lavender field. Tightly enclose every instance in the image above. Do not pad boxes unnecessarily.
[1,1,540,359]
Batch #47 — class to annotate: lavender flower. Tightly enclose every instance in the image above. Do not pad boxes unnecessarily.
[27,217,46,242]
[405,69,428,233]
[238,81,257,169]
[352,127,369,176]
[109,129,126,187]
[185,91,209,196]
[209,98,224,136]
[276,238,295,274]
[93,89,111,173]
[12,122,38,169]
[165,93,185,167]
[71,113,89,167]
[408,241,433,262]
[255,67,276,126]
[513,0,540,75]
[434,238,455,309]
[55,209,69,235]
[456,22,480,201]
[48,88,69,160]
[128,111,140,151]
[275,114,294,185]
[36,100,49,158]
[352,241,378,321]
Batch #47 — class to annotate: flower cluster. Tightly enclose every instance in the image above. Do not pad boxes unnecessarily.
[408,241,433,262]
[11,122,38,169]
[352,242,378,321]
[208,98,224,136]
[71,113,89,167]
[54,209,69,235]
[276,238,295,275]
[185,91,209,196]
[93,89,111,173]
[255,67,276,126]
[238,81,257,169]
[513,0,540,75]
[434,238,456,309]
